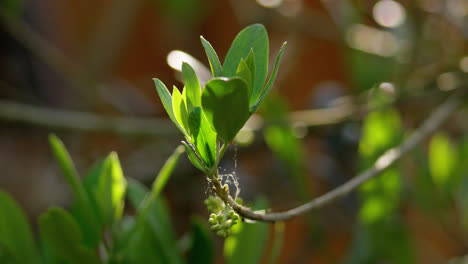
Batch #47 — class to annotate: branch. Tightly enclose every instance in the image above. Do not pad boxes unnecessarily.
[212,90,467,222]
[0,100,177,137]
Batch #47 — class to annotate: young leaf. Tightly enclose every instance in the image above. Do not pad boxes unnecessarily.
[183,141,206,172]
[183,86,193,114]
[95,152,127,224]
[223,24,268,104]
[200,36,223,77]
[189,107,217,168]
[250,42,287,114]
[172,86,190,137]
[150,145,185,200]
[0,191,40,264]
[236,59,252,98]
[153,78,186,134]
[182,62,202,107]
[201,77,250,142]
[49,135,101,247]
[39,208,100,264]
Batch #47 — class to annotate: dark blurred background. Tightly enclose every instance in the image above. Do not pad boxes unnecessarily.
[1,0,468,263]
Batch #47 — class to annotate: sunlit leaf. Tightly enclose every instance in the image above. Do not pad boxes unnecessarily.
[153,78,186,135]
[202,77,250,142]
[183,62,202,107]
[94,152,127,224]
[200,36,223,77]
[189,107,216,168]
[172,86,190,136]
[0,191,40,264]
[223,24,269,104]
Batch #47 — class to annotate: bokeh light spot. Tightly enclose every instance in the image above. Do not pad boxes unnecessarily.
[373,0,406,28]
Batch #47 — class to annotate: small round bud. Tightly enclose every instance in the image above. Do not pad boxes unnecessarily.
[217,214,224,222]
[217,230,227,238]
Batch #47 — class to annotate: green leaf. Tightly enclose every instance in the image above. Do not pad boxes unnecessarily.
[0,191,40,264]
[188,107,217,168]
[183,62,202,107]
[126,180,183,264]
[223,24,269,104]
[153,78,186,135]
[429,133,458,189]
[188,217,214,264]
[122,146,185,264]
[224,198,270,264]
[244,50,256,104]
[200,36,223,77]
[183,141,206,172]
[39,208,100,264]
[48,135,101,247]
[236,59,252,99]
[150,145,185,201]
[202,77,250,142]
[95,152,127,224]
[250,42,287,114]
[172,86,190,137]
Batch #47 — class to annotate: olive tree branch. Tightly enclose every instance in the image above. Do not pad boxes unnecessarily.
[211,90,467,222]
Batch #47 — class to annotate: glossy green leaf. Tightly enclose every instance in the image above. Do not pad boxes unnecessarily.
[200,36,223,77]
[183,62,202,107]
[202,77,250,142]
[172,86,190,136]
[188,217,214,264]
[39,208,100,264]
[224,198,269,264]
[189,107,217,168]
[250,42,287,114]
[429,133,458,189]
[48,135,101,247]
[236,59,252,99]
[153,78,186,134]
[223,24,268,104]
[183,141,206,172]
[126,180,183,264]
[183,86,193,114]
[0,191,40,264]
[95,152,127,224]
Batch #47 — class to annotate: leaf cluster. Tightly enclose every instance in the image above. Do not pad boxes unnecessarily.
[154,24,286,174]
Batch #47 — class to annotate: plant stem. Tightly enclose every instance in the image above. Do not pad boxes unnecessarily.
[211,90,467,222]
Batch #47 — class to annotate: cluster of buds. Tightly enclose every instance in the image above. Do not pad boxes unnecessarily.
[208,210,239,238]
[204,195,240,237]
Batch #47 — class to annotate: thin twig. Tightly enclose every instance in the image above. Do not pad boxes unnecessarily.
[212,90,466,222]
[0,100,177,137]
